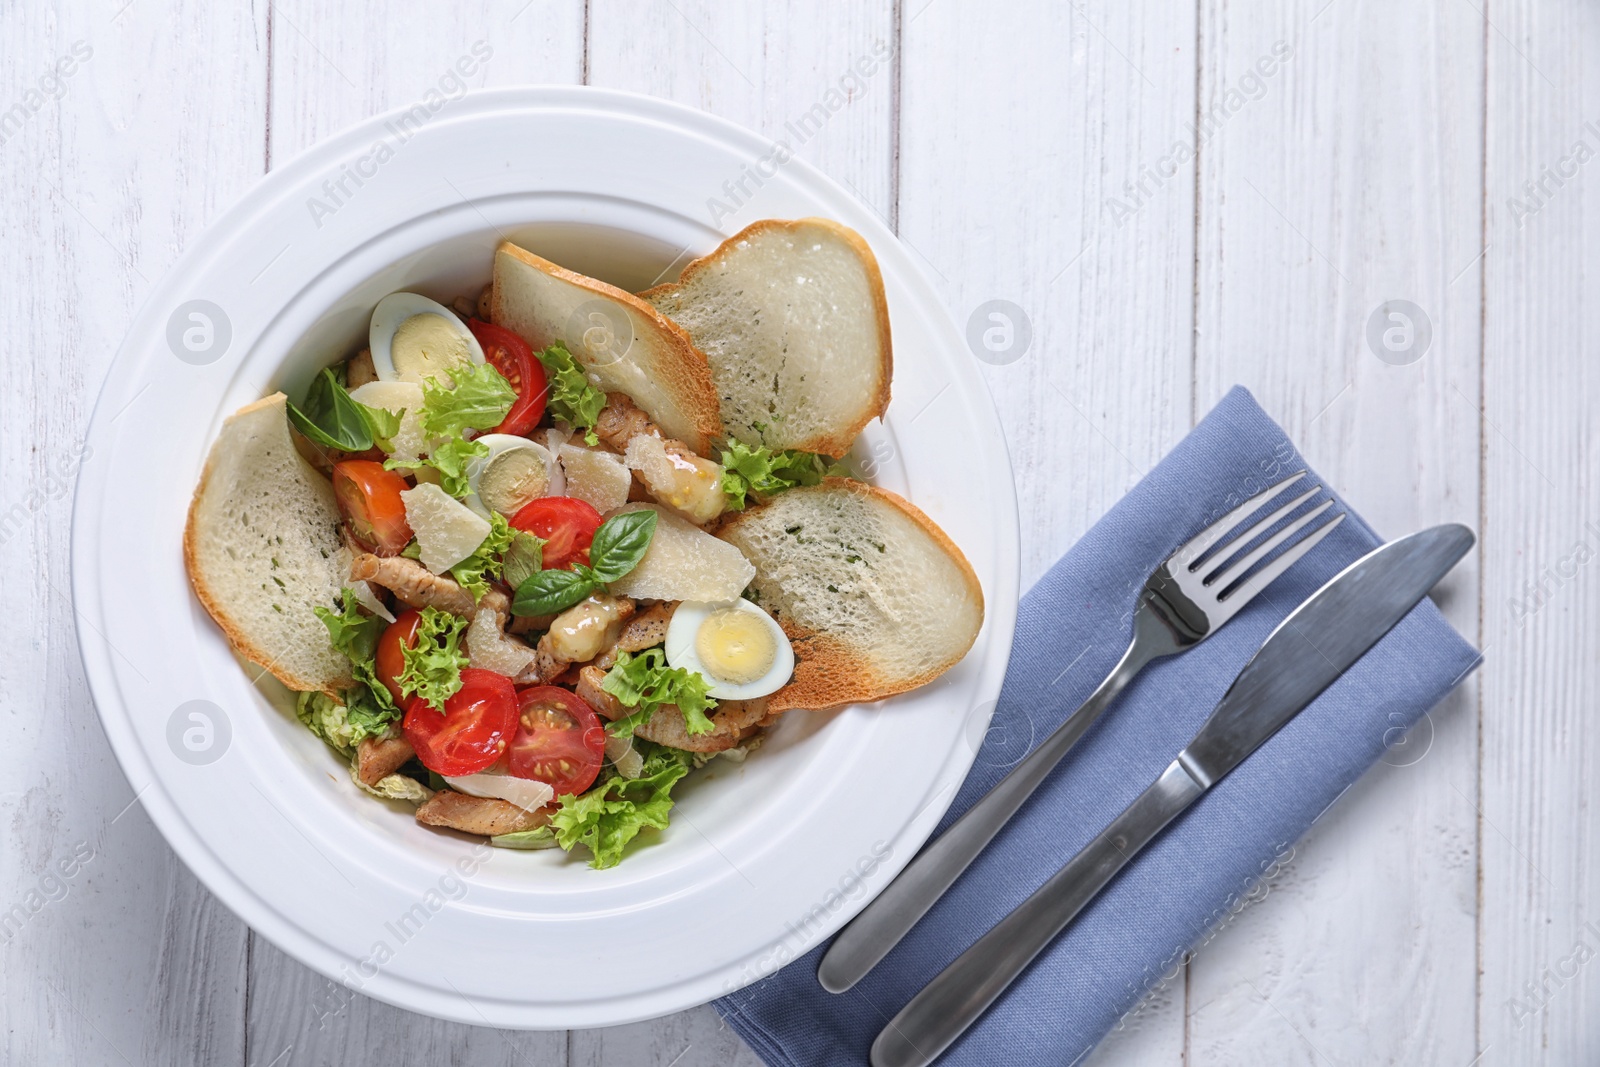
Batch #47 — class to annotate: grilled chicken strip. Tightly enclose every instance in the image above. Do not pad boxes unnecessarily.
[637,698,768,753]
[593,392,655,452]
[351,552,510,622]
[594,393,724,523]
[415,790,550,836]
[574,665,768,753]
[346,348,378,388]
[515,644,567,687]
[355,733,414,787]
[593,602,676,670]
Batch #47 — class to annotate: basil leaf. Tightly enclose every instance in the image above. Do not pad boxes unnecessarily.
[586,510,658,584]
[512,568,595,616]
[287,368,375,452]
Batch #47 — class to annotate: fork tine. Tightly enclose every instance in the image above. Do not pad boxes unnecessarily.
[1200,487,1325,583]
[1219,512,1346,603]
[1206,497,1337,588]
[1173,471,1309,570]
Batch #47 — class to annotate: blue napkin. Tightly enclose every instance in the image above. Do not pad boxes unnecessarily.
[715,386,1480,1065]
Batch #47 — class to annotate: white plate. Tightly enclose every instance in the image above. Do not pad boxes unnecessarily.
[71,87,1019,1029]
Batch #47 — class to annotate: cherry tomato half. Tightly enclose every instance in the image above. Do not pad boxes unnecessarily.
[510,496,604,570]
[402,668,519,777]
[332,459,412,556]
[468,319,547,436]
[374,609,422,706]
[509,686,606,796]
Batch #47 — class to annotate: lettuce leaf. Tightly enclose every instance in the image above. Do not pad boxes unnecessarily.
[448,512,517,602]
[397,607,470,709]
[295,688,397,757]
[489,826,559,850]
[719,439,830,510]
[548,742,694,868]
[313,590,396,713]
[533,342,606,442]
[385,436,488,498]
[601,648,718,738]
[418,361,517,439]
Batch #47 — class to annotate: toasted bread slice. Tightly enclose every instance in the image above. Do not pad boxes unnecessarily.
[183,393,351,693]
[641,218,892,457]
[491,241,721,455]
[716,479,982,713]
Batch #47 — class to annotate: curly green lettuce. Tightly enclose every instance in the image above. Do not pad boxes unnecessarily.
[448,512,517,602]
[601,648,717,738]
[533,342,606,443]
[418,361,517,438]
[718,439,830,510]
[397,607,470,709]
[547,742,695,868]
[313,591,397,715]
[384,435,488,498]
[353,767,433,804]
[295,688,397,757]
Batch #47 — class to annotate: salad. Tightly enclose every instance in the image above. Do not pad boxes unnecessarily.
[292,294,815,867]
[184,221,983,869]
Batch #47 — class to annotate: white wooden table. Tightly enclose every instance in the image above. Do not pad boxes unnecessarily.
[4,0,1592,1062]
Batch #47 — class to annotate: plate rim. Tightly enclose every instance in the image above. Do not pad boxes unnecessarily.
[71,84,1020,1028]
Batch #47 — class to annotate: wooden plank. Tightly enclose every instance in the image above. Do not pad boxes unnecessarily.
[246,937,566,1066]
[898,2,1198,1063]
[586,0,895,218]
[900,0,1199,593]
[0,0,267,1063]
[1480,1,1600,1063]
[1188,2,1484,1064]
[579,1,892,1061]
[243,4,582,1062]
[570,1008,764,1067]
[265,0,584,164]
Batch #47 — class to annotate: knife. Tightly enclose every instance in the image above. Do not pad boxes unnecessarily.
[869,523,1475,1067]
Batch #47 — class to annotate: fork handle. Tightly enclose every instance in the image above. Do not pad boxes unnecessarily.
[817,629,1164,994]
[870,759,1208,1067]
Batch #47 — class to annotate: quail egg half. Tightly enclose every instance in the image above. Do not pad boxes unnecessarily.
[465,433,553,519]
[664,599,795,700]
[369,292,484,385]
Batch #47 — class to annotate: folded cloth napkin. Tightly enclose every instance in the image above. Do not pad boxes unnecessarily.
[715,386,1480,1066]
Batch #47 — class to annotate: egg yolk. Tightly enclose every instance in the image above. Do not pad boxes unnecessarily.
[392,313,471,380]
[695,609,776,686]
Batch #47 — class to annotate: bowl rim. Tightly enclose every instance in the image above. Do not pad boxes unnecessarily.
[71,85,1021,1028]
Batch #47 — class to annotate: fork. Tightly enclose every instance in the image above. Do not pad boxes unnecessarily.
[816,471,1345,994]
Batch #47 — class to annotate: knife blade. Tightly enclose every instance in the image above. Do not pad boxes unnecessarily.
[870,523,1475,1067]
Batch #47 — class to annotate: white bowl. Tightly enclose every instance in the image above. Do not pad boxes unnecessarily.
[72,87,1018,1028]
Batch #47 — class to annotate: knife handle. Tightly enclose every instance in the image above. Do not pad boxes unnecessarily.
[870,759,1208,1067]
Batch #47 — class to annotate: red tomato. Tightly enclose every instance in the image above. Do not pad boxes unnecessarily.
[402,669,519,777]
[374,610,422,705]
[509,686,606,795]
[332,460,412,555]
[468,319,547,436]
[510,496,604,570]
